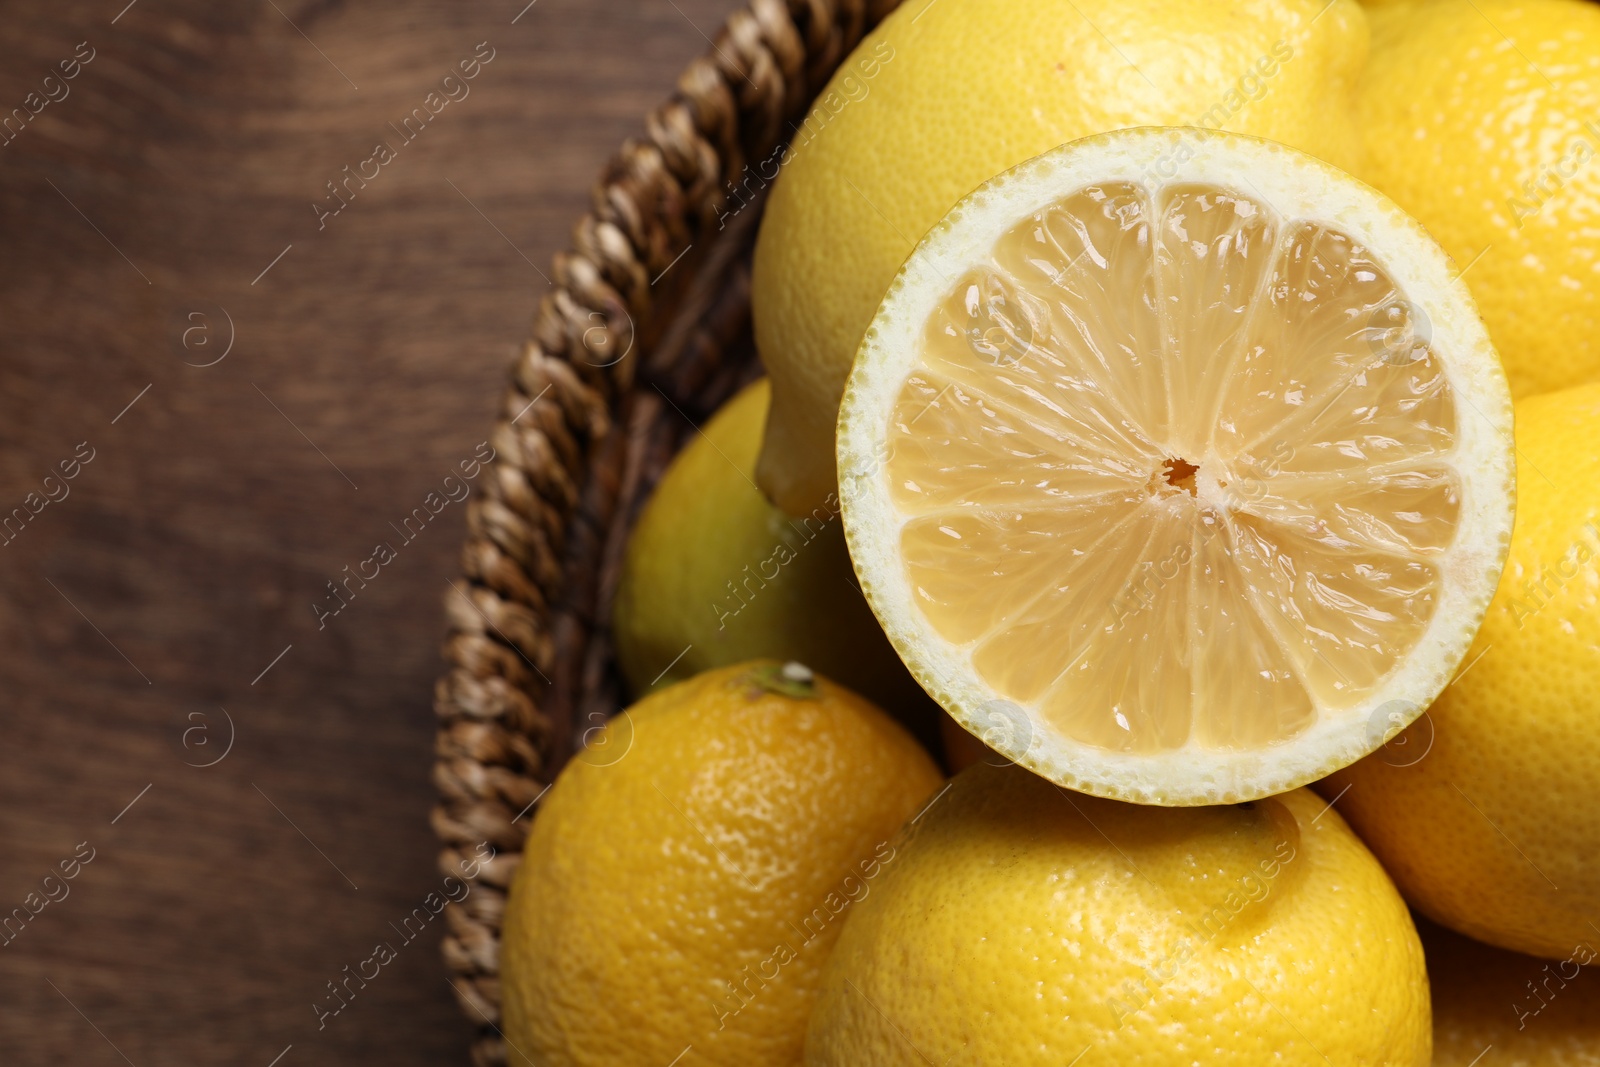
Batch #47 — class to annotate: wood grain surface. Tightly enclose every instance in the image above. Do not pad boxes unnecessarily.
[0,0,732,1061]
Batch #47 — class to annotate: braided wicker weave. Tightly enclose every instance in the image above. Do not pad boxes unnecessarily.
[430,2,900,1061]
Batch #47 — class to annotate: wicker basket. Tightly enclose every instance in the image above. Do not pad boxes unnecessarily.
[429,1,898,1061]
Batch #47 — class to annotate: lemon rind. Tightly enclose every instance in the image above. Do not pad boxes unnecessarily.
[837,127,1515,805]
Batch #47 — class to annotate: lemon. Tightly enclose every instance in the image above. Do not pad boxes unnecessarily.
[805,761,1430,1066]
[1322,383,1600,960]
[836,127,1514,804]
[751,0,1370,514]
[1423,917,1600,1066]
[501,661,942,1066]
[1357,0,1600,399]
[613,379,933,726]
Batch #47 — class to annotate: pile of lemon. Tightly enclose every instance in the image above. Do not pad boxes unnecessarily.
[500,0,1600,1063]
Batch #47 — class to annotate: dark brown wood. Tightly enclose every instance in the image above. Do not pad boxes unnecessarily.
[0,1,739,1063]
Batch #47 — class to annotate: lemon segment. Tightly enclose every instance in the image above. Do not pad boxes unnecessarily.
[838,128,1514,804]
[751,0,1371,516]
[1322,382,1600,959]
[612,379,939,732]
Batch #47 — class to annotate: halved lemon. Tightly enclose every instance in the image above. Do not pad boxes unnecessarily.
[837,128,1514,804]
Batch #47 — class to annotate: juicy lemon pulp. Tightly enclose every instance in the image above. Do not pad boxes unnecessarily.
[887,181,1461,755]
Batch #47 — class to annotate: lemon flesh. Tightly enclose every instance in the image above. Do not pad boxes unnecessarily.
[1323,383,1600,959]
[839,129,1514,804]
[751,0,1370,516]
[613,379,938,734]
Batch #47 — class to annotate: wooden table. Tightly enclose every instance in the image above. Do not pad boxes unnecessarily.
[0,0,730,1060]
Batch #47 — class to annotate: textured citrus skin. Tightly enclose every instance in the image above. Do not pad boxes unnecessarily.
[1323,383,1600,959]
[751,0,1369,513]
[1357,0,1600,399]
[805,763,1430,1066]
[501,662,943,1067]
[612,380,930,719]
[1423,918,1600,1067]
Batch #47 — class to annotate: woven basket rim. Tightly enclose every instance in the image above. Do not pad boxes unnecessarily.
[428,2,897,1062]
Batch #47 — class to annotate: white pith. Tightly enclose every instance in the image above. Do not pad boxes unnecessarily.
[837,128,1514,805]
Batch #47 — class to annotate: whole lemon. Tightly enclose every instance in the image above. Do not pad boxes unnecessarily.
[805,762,1430,1066]
[751,0,1369,513]
[1323,383,1600,959]
[501,661,943,1067]
[1423,917,1600,1066]
[613,379,935,733]
[1357,0,1600,399]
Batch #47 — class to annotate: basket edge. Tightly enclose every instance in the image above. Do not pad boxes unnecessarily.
[428,1,899,1062]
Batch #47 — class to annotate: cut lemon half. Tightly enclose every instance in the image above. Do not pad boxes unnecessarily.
[836,128,1514,804]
